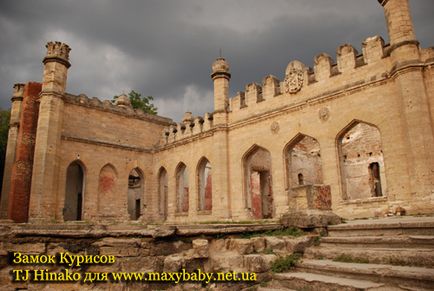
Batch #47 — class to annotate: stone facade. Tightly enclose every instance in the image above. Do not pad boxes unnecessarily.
[1,0,434,224]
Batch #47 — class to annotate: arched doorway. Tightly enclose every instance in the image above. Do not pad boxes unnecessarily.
[337,121,386,200]
[128,168,144,220]
[176,162,189,213]
[243,145,273,219]
[64,161,84,221]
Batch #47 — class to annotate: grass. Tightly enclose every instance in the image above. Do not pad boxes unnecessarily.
[263,248,274,254]
[333,254,370,264]
[271,253,302,272]
[241,227,305,239]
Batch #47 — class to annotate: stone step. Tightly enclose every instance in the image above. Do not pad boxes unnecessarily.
[320,235,434,249]
[304,246,434,267]
[328,217,434,237]
[297,259,434,289]
[273,271,386,291]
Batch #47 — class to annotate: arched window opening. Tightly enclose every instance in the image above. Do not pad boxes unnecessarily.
[176,163,189,213]
[338,121,386,200]
[369,162,382,197]
[286,134,323,188]
[127,168,144,220]
[298,173,304,185]
[158,168,168,220]
[64,161,84,221]
[198,159,212,211]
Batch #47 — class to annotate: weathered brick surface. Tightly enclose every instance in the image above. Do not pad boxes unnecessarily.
[8,82,41,222]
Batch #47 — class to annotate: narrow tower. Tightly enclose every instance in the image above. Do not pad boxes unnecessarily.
[0,84,24,219]
[379,0,416,46]
[379,0,434,205]
[29,42,71,222]
[211,57,231,118]
[209,57,232,218]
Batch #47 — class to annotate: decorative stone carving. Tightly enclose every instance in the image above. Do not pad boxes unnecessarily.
[318,107,330,121]
[270,121,280,134]
[45,41,71,60]
[284,60,305,94]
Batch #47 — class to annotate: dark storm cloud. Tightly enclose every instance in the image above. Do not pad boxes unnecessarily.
[0,0,433,120]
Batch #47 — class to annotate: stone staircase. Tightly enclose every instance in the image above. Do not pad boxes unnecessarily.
[265,216,434,291]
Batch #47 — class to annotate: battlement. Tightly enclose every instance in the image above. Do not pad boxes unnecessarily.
[160,35,397,145]
[229,35,392,115]
[63,93,172,126]
[161,112,214,145]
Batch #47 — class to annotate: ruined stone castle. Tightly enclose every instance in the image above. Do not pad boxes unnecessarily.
[1,0,433,224]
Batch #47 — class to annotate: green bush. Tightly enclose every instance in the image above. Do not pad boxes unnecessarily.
[271,253,301,273]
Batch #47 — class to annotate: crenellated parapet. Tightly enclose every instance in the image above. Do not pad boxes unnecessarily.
[161,112,214,145]
[228,35,393,113]
[262,75,280,100]
[245,83,263,105]
[63,93,172,125]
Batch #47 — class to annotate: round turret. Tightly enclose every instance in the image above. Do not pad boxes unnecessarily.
[43,41,71,68]
[211,57,231,80]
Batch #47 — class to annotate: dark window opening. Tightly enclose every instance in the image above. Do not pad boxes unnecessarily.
[369,162,382,197]
[298,173,304,185]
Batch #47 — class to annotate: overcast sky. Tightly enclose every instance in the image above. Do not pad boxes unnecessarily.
[0,0,433,121]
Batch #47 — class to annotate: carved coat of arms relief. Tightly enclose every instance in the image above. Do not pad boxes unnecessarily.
[284,60,305,94]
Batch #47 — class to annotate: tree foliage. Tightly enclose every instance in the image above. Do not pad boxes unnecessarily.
[0,109,10,189]
[114,90,158,115]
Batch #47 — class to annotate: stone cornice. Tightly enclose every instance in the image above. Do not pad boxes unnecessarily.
[62,135,153,153]
[389,40,419,54]
[389,59,425,78]
[211,71,231,80]
[39,91,65,99]
[43,56,71,68]
[10,96,23,102]
[229,76,390,131]
[63,93,173,126]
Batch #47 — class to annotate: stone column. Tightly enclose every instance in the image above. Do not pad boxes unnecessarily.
[8,83,42,222]
[0,84,25,219]
[29,42,71,223]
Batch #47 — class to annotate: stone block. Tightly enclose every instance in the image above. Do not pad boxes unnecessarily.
[251,237,266,253]
[163,255,184,272]
[226,238,254,254]
[192,239,209,258]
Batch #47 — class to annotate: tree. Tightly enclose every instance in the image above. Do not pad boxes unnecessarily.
[113,90,158,115]
[0,109,10,190]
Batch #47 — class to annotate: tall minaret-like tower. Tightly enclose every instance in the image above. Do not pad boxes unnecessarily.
[211,57,231,124]
[29,42,71,222]
[379,0,434,203]
[0,84,24,219]
[209,57,232,218]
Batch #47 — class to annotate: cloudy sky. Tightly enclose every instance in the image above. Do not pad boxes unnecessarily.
[0,0,433,121]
